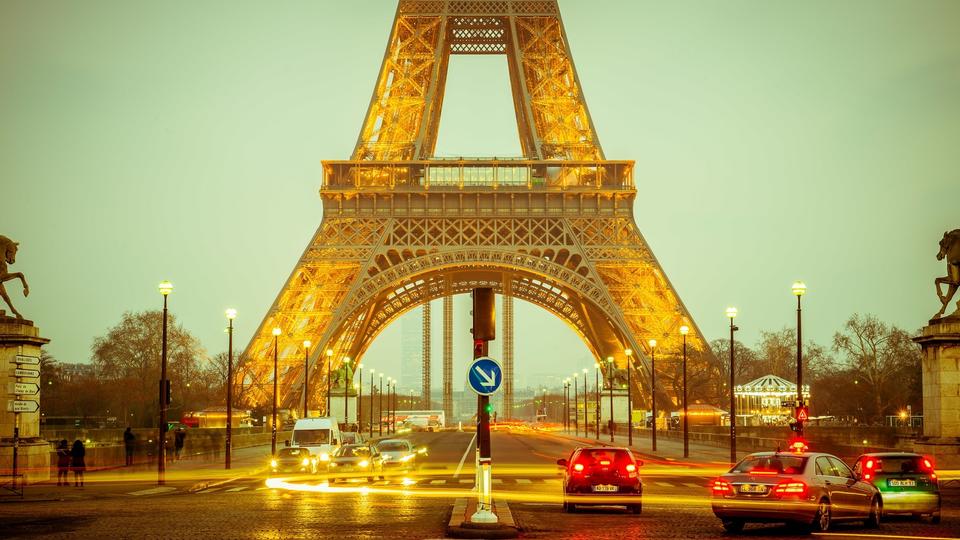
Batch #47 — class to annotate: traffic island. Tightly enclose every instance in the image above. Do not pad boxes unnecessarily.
[446,498,519,539]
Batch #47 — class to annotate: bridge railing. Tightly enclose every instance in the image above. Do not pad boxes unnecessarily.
[321,159,635,191]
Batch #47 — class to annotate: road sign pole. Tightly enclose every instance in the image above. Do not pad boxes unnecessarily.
[471,287,498,524]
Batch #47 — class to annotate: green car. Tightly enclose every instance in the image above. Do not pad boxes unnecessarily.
[852,452,940,523]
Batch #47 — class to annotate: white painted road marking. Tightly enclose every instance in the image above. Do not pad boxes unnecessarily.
[129,487,177,496]
[453,432,477,478]
[225,486,247,492]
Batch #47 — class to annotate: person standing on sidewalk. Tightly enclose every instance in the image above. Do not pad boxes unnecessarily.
[123,427,136,466]
[56,439,70,486]
[70,439,86,487]
[174,427,186,460]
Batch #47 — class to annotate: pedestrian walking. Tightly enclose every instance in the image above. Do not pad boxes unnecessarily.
[56,439,70,486]
[174,427,186,460]
[70,439,86,487]
[123,427,136,466]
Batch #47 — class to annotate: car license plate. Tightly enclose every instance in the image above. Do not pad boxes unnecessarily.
[592,484,618,492]
[739,484,768,494]
[888,479,916,487]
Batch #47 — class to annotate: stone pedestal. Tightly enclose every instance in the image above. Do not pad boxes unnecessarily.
[0,315,51,484]
[913,316,960,468]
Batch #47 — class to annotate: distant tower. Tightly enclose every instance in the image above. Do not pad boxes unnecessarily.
[399,309,422,394]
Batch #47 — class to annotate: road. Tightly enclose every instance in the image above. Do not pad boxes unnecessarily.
[2,429,958,539]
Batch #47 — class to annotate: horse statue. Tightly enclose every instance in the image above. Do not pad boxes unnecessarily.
[934,229,960,319]
[0,235,30,319]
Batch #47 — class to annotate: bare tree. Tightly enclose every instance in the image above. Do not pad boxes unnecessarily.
[832,314,920,422]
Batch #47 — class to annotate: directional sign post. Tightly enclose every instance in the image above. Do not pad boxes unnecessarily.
[8,400,39,413]
[14,355,40,366]
[14,368,39,379]
[467,357,503,397]
[13,382,40,396]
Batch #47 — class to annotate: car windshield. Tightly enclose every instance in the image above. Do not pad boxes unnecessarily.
[335,446,370,457]
[876,456,925,473]
[733,455,807,475]
[377,441,409,452]
[293,429,330,446]
[342,433,359,443]
[278,448,308,458]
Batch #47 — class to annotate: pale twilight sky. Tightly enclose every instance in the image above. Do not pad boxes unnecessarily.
[2,1,958,388]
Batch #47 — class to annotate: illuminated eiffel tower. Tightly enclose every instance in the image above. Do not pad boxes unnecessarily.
[242,0,709,422]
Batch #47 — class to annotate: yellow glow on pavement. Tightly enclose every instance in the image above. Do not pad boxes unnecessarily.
[814,534,959,540]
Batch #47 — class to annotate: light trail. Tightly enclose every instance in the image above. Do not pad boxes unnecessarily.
[813,533,959,540]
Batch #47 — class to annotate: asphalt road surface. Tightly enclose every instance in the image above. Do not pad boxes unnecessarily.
[2,429,958,539]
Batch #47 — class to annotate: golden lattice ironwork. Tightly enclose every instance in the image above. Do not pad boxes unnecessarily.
[243,0,711,415]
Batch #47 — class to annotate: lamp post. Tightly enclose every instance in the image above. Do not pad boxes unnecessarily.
[326,349,333,416]
[368,369,375,437]
[581,368,588,437]
[680,326,690,458]
[357,363,363,431]
[343,357,351,426]
[378,373,384,436]
[570,371,580,435]
[606,356,615,442]
[225,308,237,470]
[792,281,807,437]
[726,306,739,465]
[157,281,173,485]
[302,340,311,418]
[386,378,393,434]
[392,380,398,433]
[563,379,570,432]
[594,363,601,439]
[625,348,633,446]
[648,339,657,452]
[271,327,281,456]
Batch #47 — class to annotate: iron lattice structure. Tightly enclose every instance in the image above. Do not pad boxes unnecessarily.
[242,0,710,415]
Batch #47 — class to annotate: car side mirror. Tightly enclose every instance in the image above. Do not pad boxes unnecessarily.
[332,440,339,446]
[284,440,291,447]
[635,460,644,467]
[556,458,568,467]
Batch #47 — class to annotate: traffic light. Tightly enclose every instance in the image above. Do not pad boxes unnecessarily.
[484,403,494,414]
[472,288,495,340]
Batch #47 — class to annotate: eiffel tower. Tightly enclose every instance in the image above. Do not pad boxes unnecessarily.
[242,0,709,422]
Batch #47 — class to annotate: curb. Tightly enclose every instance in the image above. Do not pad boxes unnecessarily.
[445,498,519,539]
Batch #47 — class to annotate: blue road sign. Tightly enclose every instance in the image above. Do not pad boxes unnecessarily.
[467,357,503,396]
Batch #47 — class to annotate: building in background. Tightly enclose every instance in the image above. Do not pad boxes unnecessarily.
[399,309,423,395]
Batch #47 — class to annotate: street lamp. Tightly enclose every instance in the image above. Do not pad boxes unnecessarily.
[271,327,281,456]
[378,373,384,436]
[368,369,375,437]
[792,281,807,437]
[563,378,570,432]
[157,281,172,485]
[680,325,690,458]
[326,349,333,416]
[571,371,580,435]
[581,368,588,437]
[648,339,657,452]
[343,357,351,426]
[594,362,601,440]
[357,363,363,431]
[302,340,311,418]
[625,348,633,446]
[606,356,615,442]
[225,307,237,470]
[726,306,739,465]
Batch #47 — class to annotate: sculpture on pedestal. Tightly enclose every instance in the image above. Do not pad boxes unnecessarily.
[0,235,30,319]
[934,229,960,319]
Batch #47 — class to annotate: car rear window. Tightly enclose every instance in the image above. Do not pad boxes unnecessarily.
[875,456,925,473]
[293,429,330,446]
[576,449,633,465]
[733,455,807,475]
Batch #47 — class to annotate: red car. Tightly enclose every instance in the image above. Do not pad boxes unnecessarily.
[557,446,643,514]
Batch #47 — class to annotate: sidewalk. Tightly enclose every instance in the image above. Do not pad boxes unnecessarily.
[1,444,271,503]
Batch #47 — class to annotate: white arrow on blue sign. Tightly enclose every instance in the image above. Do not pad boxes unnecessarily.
[466,356,503,396]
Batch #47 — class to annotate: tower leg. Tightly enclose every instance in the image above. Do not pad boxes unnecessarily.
[422,301,431,410]
[443,294,453,424]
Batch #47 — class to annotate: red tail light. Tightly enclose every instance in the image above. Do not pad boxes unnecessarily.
[921,457,937,482]
[624,463,636,473]
[711,479,732,494]
[572,463,584,473]
[863,458,877,481]
[599,460,611,466]
[773,481,807,497]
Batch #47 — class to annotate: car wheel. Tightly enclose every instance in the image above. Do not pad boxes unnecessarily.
[721,520,744,533]
[931,510,941,524]
[629,503,642,515]
[810,499,832,532]
[864,497,881,529]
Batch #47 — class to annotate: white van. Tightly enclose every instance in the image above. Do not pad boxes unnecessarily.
[290,417,342,467]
